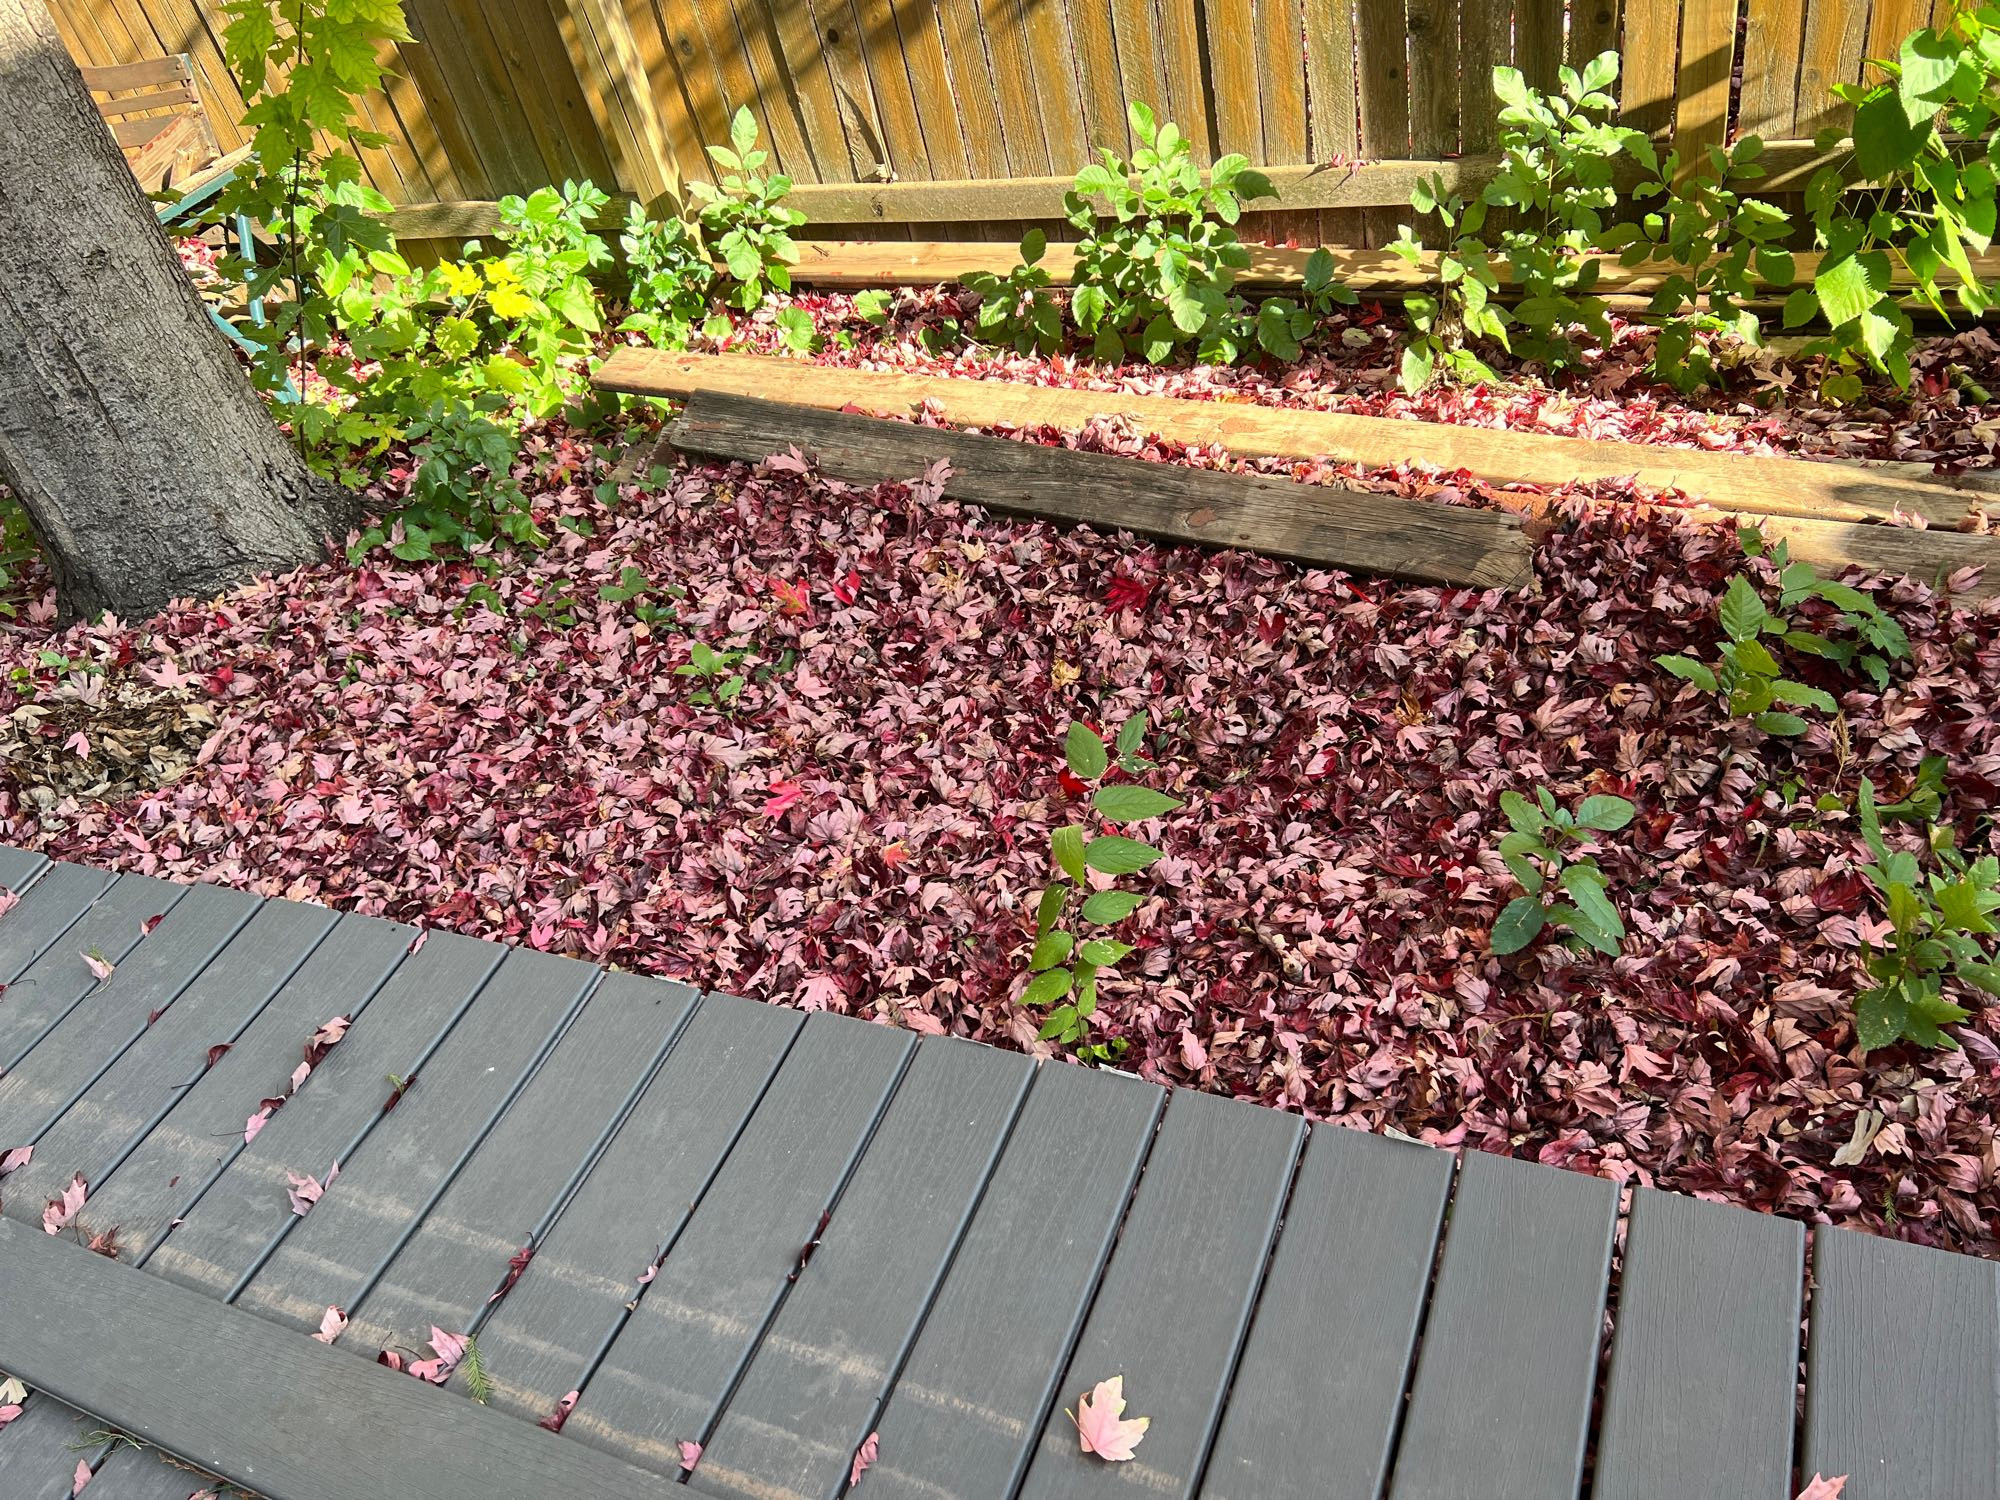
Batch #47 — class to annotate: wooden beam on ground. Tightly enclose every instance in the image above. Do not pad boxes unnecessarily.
[664,390,1538,590]
[0,1217,683,1500]
[599,350,2000,597]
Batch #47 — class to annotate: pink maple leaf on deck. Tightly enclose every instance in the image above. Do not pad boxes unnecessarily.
[311,1016,351,1049]
[1068,1375,1149,1462]
[850,1430,879,1486]
[43,1174,86,1235]
[1796,1478,1847,1500]
[0,888,19,919]
[140,914,164,936]
[72,1458,90,1495]
[0,1404,21,1430]
[312,1306,347,1344]
[244,1110,270,1145]
[81,952,114,982]
[763,780,804,817]
[0,1144,32,1177]
[406,1327,467,1384]
[677,1441,702,1473]
[538,1390,578,1433]
[285,1162,337,1216]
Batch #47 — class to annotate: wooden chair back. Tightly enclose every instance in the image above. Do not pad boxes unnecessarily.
[80,55,221,193]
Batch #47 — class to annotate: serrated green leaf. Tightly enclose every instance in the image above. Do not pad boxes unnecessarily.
[1078,939,1134,966]
[1084,836,1165,874]
[1771,680,1838,713]
[1575,795,1635,832]
[1051,825,1087,885]
[1092,785,1184,822]
[1719,576,1769,642]
[1656,654,1719,693]
[1023,967,1073,1007]
[1500,789,1544,834]
[1034,882,1068,938]
[1753,711,1811,736]
[1030,929,1074,972]
[1852,988,1908,1053]
[1065,722,1108,779]
[1037,1004,1078,1039]
[1491,897,1547,955]
[1080,889,1146,924]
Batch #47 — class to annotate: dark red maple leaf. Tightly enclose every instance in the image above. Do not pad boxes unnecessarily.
[1105,575,1152,612]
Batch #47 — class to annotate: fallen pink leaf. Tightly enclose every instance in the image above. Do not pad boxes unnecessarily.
[80,952,113,982]
[285,1170,324,1216]
[1069,1375,1149,1462]
[850,1430,879,1486]
[537,1389,578,1433]
[140,913,163,935]
[42,1174,86,1235]
[0,1404,21,1430]
[72,1458,90,1494]
[0,888,18,919]
[243,1110,269,1145]
[0,1144,31,1176]
[677,1441,702,1473]
[1796,1477,1847,1500]
[312,1306,347,1344]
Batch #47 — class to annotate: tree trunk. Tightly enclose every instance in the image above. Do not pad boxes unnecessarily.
[0,0,345,620]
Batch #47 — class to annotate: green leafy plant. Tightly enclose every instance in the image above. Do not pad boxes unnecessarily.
[1393,177,1508,390]
[1491,788,1635,956]
[1024,716,1183,1061]
[1849,777,2000,1051]
[1065,101,1277,364]
[676,640,748,709]
[618,203,713,348]
[1246,248,1358,360]
[1609,136,1797,390]
[1798,6,2000,395]
[965,228,1065,356]
[690,107,805,315]
[484,180,613,415]
[1658,532,1911,731]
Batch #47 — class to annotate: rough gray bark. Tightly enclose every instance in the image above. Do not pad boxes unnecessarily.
[0,0,345,620]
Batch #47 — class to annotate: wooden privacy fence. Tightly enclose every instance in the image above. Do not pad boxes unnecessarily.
[48,0,1948,240]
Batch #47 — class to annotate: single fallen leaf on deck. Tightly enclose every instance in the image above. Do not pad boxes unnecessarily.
[407,928,428,955]
[140,914,164,935]
[850,1430,879,1486]
[43,1174,86,1235]
[0,1145,32,1176]
[312,1306,347,1344]
[84,1226,119,1259]
[311,1016,350,1049]
[677,1441,702,1473]
[0,1404,21,1430]
[0,888,19,919]
[0,1376,25,1405]
[81,952,114,982]
[407,1327,467,1384]
[244,1110,269,1145]
[204,1043,231,1071]
[1069,1375,1149,1462]
[538,1390,578,1433]
[1796,1478,1847,1500]
[285,1170,325,1216]
[490,1241,535,1304]
[72,1458,90,1494]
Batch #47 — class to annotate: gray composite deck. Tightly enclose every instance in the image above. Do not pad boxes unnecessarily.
[0,847,1993,1500]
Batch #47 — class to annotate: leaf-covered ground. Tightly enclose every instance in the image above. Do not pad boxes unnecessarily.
[4,342,2000,1258]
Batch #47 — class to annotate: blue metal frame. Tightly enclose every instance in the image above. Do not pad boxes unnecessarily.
[157,164,298,402]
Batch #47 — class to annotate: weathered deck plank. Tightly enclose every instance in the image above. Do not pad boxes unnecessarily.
[1802,1226,2000,1499]
[0,899,334,1218]
[567,1013,915,1477]
[145,927,502,1298]
[232,947,600,1331]
[1200,1126,1456,1500]
[1014,1088,1304,1500]
[0,1217,692,1500]
[0,1398,102,1499]
[0,884,261,1151]
[0,863,113,985]
[1593,1189,1805,1500]
[0,874,186,1071]
[861,1064,1164,1500]
[475,992,804,1424]
[58,1444,226,1500]
[1386,1149,1620,1500]
[0,844,50,894]
[60,914,414,1259]
[340,973,697,1362]
[696,1037,1037,1500]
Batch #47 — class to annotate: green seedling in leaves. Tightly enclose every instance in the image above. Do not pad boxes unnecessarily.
[1392,176,1508,391]
[597,566,681,627]
[1738,528,1911,689]
[1491,789,1635,957]
[1656,575,1840,736]
[690,107,806,314]
[1024,715,1184,1061]
[1247,249,1358,361]
[1849,777,2000,1052]
[676,640,748,709]
[965,229,1065,356]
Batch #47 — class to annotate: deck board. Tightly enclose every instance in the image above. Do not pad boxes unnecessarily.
[0,884,261,1152]
[1593,1189,1805,1500]
[145,928,502,1299]
[61,1445,228,1499]
[340,973,697,1362]
[0,1217,694,1500]
[696,1037,1037,1500]
[231,947,600,1331]
[1200,1125,1456,1500]
[1386,1149,1620,1500]
[0,1398,102,1499]
[0,899,333,1219]
[1803,1226,2000,1499]
[58,914,414,1259]
[862,1064,1164,1500]
[475,992,804,1424]
[0,845,50,894]
[0,863,114,985]
[0,874,186,1071]
[1014,1088,1304,1500]
[568,1013,915,1477]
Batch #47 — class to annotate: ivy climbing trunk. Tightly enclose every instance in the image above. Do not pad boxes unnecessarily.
[0,0,346,620]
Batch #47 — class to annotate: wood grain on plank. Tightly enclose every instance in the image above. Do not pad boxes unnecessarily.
[566,1013,914,1476]
[696,1038,1036,1500]
[0,1218,704,1500]
[1802,1226,1999,1500]
[1014,1088,1303,1499]
[341,974,696,1360]
[0,901,333,1222]
[1739,0,1809,137]
[0,875,186,1073]
[1619,0,1684,136]
[58,914,414,1259]
[230,947,599,1330]
[145,929,504,1298]
[1797,0,1871,137]
[1673,0,1738,175]
[475,993,804,1422]
[604,348,1996,556]
[1514,0,1566,93]
[0,883,259,1151]
[1201,1126,1456,1500]
[0,864,115,987]
[666,389,1537,590]
[861,1064,1164,1500]
[1387,1150,1619,1500]
[1593,1189,1805,1500]
[0,1398,103,1499]
[1303,0,1361,159]
[1406,0,1461,160]
[0,844,48,894]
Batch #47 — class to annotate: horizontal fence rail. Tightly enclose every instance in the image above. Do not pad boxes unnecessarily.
[49,0,1923,240]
